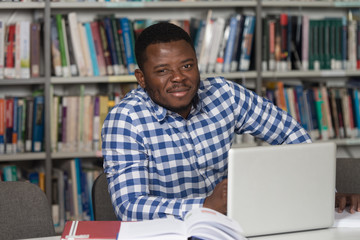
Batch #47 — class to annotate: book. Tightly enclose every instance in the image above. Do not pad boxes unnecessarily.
[56,14,69,77]
[32,95,44,152]
[64,17,78,76]
[5,97,14,153]
[301,15,309,70]
[0,20,5,79]
[90,21,107,76]
[119,17,136,75]
[84,22,99,76]
[222,14,239,73]
[238,15,256,71]
[110,15,126,75]
[61,221,121,240]
[98,19,114,76]
[19,21,30,78]
[117,208,245,240]
[0,97,5,154]
[207,17,226,73]
[30,22,41,78]
[79,23,93,77]
[51,17,62,77]
[4,24,16,79]
[24,97,34,152]
[103,17,121,75]
[68,12,87,76]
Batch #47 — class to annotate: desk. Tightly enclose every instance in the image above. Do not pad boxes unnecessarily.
[249,227,360,240]
[22,228,360,240]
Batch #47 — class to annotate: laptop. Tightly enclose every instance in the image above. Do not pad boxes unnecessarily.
[227,142,336,237]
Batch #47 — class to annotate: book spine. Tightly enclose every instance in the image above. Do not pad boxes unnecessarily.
[19,21,30,78]
[15,22,21,79]
[93,96,100,151]
[25,97,34,152]
[119,18,136,75]
[238,15,256,71]
[32,95,44,152]
[4,24,16,79]
[56,14,69,77]
[51,17,62,77]
[280,13,288,71]
[103,17,120,75]
[341,16,347,70]
[98,20,114,76]
[84,22,99,76]
[222,15,238,73]
[0,21,4,79]
[30,22,41,78]
[12,97,18,153]
[68,12,87,76]
[90,21,107,76]
[79,23,93,77]
[5,98,14,153]
[302,15,309,71]
[110,15,126,75]
[0,98,5,154]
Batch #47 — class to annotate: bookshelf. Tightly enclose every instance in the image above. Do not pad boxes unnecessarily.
[1,0,360,228]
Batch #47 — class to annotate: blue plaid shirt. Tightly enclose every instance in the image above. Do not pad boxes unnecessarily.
[102,77,312,221]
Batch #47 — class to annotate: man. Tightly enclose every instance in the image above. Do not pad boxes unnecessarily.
[101,22,357,221]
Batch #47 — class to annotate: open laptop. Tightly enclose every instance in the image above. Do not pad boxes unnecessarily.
[227,142,336,237]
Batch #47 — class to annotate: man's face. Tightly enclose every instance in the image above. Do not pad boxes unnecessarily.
[135,40,200,119]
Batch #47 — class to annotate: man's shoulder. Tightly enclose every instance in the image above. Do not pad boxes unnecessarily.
[111,88,148,115]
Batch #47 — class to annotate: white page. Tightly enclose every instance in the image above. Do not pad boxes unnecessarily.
[333,210,360,228]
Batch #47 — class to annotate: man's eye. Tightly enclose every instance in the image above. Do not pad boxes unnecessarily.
[183,64,192,69]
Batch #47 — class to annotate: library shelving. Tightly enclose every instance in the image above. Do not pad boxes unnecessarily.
[1,0,360,229]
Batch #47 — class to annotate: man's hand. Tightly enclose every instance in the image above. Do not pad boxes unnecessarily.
[336,193,360,214]
[203,179,227,215]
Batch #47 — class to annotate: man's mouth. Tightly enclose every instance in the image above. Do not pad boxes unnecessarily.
[167,86,191,97]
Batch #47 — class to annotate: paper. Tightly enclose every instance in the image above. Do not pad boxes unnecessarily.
[333,209,360,228]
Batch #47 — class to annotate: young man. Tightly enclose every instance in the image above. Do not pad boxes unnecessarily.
[101,22,354,221]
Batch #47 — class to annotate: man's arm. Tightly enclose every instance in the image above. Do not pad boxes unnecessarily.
[232,82,312,144]
[101,110,203,221]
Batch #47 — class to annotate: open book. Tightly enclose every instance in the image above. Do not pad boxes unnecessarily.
[117,208,246,240]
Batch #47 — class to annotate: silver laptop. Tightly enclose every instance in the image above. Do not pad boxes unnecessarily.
[227,142,336,237]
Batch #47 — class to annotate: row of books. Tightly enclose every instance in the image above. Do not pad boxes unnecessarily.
[193,11,256,74]
[262,10,360,72]
[51,83,137,153]
[0,92,45,154]
[52,159,103,232]
[265,80,360,141]
[0,20,42,79]
[0,164,46,192]
[52,13,141,78]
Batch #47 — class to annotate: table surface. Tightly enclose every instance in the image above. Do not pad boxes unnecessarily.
[21,227,360,240]
[248,227,360,240]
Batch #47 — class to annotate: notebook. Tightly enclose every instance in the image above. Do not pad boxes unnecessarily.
[227,142,336,237]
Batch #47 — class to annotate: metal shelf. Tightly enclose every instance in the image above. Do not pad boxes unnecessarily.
[0,152,46,162]
[50,1,257,9]
[0,78,46,85]
[0,2,45,9]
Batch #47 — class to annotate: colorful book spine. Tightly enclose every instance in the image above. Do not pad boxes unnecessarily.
[0,21,5,79]
[0,98,5,153]
[5,98,14,153]
[238,15,256,71]
[56,14,69,77]
[84,22,99,76]
[4,24,16,79]
[90,21,107,76]
[103,17,120,75]
[32,95,44,152]
[222,15,238,73]
[119,18,136,75]
[19,21,30,78]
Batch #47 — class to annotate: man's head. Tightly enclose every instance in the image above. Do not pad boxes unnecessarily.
[135,22,196,71]
[134,22,200,119]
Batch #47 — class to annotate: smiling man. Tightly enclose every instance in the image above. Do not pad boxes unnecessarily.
[101,22,312,221]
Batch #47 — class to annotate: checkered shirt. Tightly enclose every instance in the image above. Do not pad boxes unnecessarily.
[102,77,312,221]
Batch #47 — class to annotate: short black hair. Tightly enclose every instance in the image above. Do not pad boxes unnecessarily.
[135,22,195,71]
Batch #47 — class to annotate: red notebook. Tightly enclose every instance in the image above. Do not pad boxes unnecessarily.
[61,221,121,240]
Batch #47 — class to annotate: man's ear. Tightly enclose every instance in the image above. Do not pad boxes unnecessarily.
[135,69,146,89]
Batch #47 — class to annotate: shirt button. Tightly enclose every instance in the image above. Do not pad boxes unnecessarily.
[196,150,201,155]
